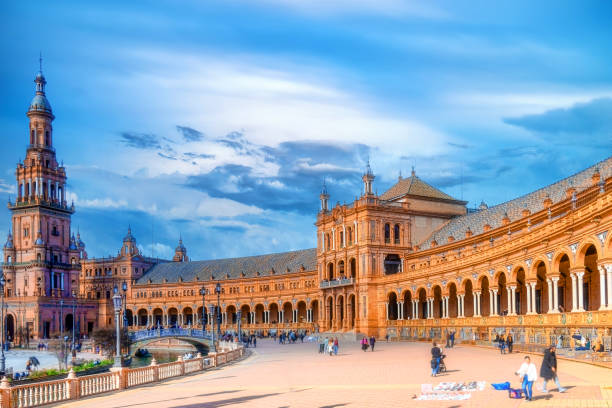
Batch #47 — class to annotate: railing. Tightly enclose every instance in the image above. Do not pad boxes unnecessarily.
[0,345,245,408]
[129,328,212,342]
[320,278,354,288]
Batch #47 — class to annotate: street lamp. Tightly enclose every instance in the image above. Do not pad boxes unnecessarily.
[209,302,216,353]
[0,273,5,374]
[71,290,76,359]
[199,287,207,331]
[122,281,128,328]
[237,309,242,343]
[215,283,221,339]
[112,290,123,368]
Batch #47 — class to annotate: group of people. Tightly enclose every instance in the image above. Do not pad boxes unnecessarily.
[360,336,377,352]
[318,337,339,355]
[278,331,305,344]
[244,334,257,348]
[514,345,566,401]
[494,333,514,354]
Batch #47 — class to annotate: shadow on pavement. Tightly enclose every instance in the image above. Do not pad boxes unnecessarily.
[319,404,348,408]
[172,392,282,407]
[112,390,242,407]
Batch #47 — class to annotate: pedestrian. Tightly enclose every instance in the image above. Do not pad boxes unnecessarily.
[540,345,566,393]
[507,334,513,354]
[499,334,506,354]
[327,338,334,356]
[385,333,389,342]
[361,337,369,351]
[333,337,339,355]
[516,355,537,401]
[319,337,326,354]
[253,337,257,348]
[431,341,442,377]
[450,331,455,348]
[369,336,376,352]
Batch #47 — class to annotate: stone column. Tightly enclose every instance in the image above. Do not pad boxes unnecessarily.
[415,300,419,319]
[476,291,481,316]
[576,271,585,311]
[598,266,607,310]
[386,302,390,320]
[459,294,465,317]
[509,285,517,315]
[506,287,512,315]
[397,301,402,320]
[546,279,553,313]
[606,264,612,310]
[492,289,498,315]
[530,282,537,314]
[526,284,532,314]
[552,277,559,313]
[571,273,578,312]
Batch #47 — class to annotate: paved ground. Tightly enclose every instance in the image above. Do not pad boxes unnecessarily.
[57,339,612,408]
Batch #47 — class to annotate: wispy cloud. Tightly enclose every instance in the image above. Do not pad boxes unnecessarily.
[120,132,161,149]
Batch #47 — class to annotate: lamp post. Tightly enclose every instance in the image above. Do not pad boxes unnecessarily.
[237,309,242,343]
[215,283,221,339]
[209,303,216,352]
[71,290,76,359]
[60,299,64,336]
[199,287,206,332]
[122,281,128,328]
[0,273,5,374]
[112,290,123,368]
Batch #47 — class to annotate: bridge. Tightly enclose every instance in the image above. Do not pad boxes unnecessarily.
[128,328,214,354]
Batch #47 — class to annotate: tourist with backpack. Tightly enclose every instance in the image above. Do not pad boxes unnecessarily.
[516,356,537,401]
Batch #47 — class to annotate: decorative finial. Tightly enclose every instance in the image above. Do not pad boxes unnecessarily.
[39,52,43,73]
[411,166,415,177]
[398,170,402,181]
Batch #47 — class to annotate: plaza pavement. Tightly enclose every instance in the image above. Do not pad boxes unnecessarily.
[56,339,612,408]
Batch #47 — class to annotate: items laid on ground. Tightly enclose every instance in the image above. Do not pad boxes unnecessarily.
[416,381,486,400]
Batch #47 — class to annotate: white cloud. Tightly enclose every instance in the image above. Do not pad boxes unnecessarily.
[0,179,13,194]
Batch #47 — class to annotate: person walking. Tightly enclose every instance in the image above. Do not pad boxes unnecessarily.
[450,331,455,348]
[319,337,327,354]
[333,337,339,355]
[361,337,368,351]
[499,334,506,354]
[369,336,376,352]
[431,341,442,377]
[327,338,334,356]
[516,356,537,401]
[507,334,513,354]
[540,345,566,393]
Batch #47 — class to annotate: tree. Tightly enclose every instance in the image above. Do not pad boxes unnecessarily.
[91,328,130,356]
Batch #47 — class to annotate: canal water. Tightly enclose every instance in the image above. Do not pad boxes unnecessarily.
[131,349,200,368]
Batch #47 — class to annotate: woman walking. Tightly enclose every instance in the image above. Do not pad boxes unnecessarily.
[333,337,339,355]
[327,338,334,356]
[540,345,566,393]
[361,337,369,351]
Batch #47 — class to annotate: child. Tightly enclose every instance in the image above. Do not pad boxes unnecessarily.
[516,356,537,401]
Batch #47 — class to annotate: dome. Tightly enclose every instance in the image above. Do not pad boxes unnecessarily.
[34,236,44,246]
[29,94,52,114]
[77,232,85,248]
[69,234,78,250]
[4,231,13,249]
[123,227,136,243]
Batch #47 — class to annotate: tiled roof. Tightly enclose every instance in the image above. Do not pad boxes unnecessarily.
[380,172,459,202]
[419,156,612,250]
[135,248,316,285]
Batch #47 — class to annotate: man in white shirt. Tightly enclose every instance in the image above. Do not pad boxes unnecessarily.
[516,356,537,401]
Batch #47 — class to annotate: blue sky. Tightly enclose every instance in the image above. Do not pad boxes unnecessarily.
[1,1,611,260]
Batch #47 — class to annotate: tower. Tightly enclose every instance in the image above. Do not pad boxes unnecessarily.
[362,161,375,196]
[319,179,330,212]
[173,237,189,262]
[4,62,80,300]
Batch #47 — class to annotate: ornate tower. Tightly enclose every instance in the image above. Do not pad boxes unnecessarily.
[319,180,330,212]
[4,62,80,302]
[173,237,189,262]
[362,161,375,196]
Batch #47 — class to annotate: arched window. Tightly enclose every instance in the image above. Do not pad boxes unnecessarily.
[18,184,23,200]
[384,223,391,244]
[45,131,50,146]
[394,224,400,244]
[347,227,353,246]
[339,230,344,248]
[30,129,35,144]
[327,263,334,281]
[25,183,30,198]
[37,253,41,262]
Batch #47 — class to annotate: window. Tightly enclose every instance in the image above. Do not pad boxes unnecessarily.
[394,224,400,244]
[30,129,34,144]
[384,223,391,243]
[45,131,50,146]
[370,221,376,240]
[23,228,29,238]
[52,225,59,236]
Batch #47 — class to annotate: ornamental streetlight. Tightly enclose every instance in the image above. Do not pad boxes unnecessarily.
[215,283,221,339]
[71,290,77,360]
[0,273,5,374]
[237,308,242,343]
[209,302,217,353]
[112,289,123,368]
[199,287,207,331]
[122,281,128,328]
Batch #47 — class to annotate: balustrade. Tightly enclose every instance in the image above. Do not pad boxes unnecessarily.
[0,346,245,408]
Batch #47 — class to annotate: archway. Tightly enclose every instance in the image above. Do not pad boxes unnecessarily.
[336,295,345,328]
[326,297,334,329]
[348,294,356,328]
[582,244,599,310]
[65,313,74,332]
[311,300,319,324]
[196,306,205,327]
[558,254,572,312]
[417,288,427,319]
[282,302,292,324]
[182,307,193,326]
[297,301,307,323]
[384,254,401,275]
[255,304,265,324]
[535,261,548,314]
[5,315,14,341]
[153,308,163,326]
[327,263,334,281]
[349,258,357,278]
[515,268,527,315]
[433,286,442,318]
[227,305,237,325]
[463,279,474,317]
[402,290,412,319]
[168,308,178,326]
[138,309,148,326]
[480,276,490,316]
[126,309,134,327]
[338,260,345,278]
[387,292,398,320]
[240,305,251,324]
[448,283,458,318]
[269,303,279,324]
[497,273,507,315]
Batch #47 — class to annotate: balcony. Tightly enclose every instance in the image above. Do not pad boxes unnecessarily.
[320,277,354,289]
